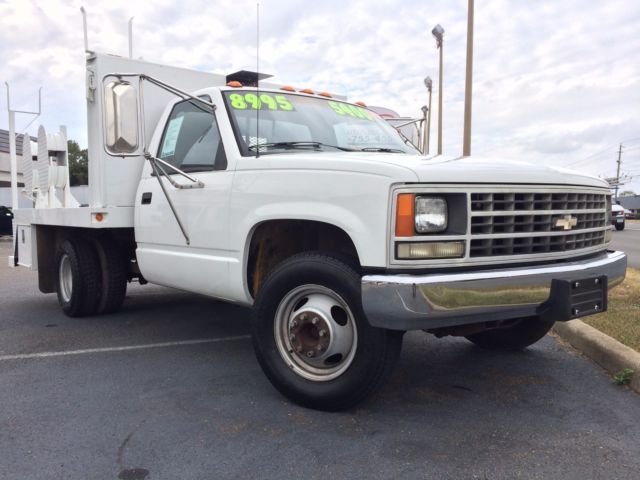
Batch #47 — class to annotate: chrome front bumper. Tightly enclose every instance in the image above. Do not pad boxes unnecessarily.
[361,250,627,331]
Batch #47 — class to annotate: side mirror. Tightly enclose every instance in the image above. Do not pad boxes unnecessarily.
[103,80,139,154]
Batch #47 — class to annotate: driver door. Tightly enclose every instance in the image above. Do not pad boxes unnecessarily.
[135,98,234,298]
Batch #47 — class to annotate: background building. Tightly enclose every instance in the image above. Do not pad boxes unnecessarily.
[0,128,30,187]
[619,195,640,217]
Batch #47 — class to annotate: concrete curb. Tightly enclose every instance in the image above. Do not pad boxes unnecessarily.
[553,320,640,393]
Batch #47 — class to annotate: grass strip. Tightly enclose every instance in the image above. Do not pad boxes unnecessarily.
[585,268,640,352]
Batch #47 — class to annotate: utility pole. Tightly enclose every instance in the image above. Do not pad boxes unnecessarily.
[431,24,445,155]
[462,0,474,157]
[423,76,433,155]
[614,143,623,201]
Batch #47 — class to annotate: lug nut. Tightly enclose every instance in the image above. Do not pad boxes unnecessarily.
[319,329,326,337]
[312,317,318,325]
[291,320,298,328]
[306,351,314,358]
[300,314,307,321]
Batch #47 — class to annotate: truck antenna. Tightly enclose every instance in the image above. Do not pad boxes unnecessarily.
[256,0,260,158]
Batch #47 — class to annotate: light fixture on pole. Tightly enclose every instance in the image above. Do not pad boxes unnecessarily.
[431,24,444,155]
[423,76,433,155]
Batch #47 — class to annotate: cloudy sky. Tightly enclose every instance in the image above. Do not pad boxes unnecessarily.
[1,0,639,192]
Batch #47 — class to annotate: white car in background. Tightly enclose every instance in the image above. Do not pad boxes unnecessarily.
[612,204,625,230]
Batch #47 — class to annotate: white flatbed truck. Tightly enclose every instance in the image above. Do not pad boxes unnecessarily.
[8,48,626,411]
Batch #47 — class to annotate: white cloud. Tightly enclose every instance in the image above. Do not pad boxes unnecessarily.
[1,0,639,191]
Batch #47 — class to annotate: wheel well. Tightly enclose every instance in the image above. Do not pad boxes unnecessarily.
[35,226,137,293]
[247,220,360,298]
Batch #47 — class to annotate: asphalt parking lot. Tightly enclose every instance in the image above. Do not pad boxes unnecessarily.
[610,223,640,268]
[1,239,640,480]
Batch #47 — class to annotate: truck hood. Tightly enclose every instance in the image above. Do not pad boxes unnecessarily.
[395,154,609,188]
[254,153,609,189]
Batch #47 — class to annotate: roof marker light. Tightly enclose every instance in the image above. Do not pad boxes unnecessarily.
[355,101,367,107]
[318,91,332,98]
[299,88,315,94]
[280,85,295,91]
[227,81,243,88]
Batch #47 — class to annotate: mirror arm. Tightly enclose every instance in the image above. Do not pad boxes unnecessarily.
[147,156,191,245]
[143,152,205,188]
[390,118,423,128]
[139,75,216,110]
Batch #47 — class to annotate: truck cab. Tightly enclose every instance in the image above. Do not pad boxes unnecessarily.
[9,53,627,411]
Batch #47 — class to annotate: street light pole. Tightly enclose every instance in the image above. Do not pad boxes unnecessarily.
[462,0,474,157]
[423,76,433,155]
[432,24,444,155]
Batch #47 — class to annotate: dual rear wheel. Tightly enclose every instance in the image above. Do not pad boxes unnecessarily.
[55,236,127,317]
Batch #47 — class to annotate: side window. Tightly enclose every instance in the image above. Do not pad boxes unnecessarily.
[158,99,227,171]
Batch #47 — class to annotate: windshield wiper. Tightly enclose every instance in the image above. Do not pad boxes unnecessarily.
[248,141,357,152]
[359,147,405,153]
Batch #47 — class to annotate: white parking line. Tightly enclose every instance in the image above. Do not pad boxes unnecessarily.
[0,335,251,362]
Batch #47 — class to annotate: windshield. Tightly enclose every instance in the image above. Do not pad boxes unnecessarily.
[223,90,418,155]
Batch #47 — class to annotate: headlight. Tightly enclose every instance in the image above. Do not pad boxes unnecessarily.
[415,196,447,233]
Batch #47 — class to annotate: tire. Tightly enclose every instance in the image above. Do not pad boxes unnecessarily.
[93,236,128,314]
[615,222,625,231]
[465,316,555,351]
[55,237,101,317]
[252,252,403,411]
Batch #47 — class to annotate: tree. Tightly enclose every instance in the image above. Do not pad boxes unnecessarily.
[619,190,636,197]
[67,140,88,186]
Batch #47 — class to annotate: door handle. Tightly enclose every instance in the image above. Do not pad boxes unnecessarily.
[141,192,152,205]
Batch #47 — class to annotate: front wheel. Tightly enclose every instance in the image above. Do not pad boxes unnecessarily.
[465,316,555,351]
[251,253,403,411]
[615,222,625,231]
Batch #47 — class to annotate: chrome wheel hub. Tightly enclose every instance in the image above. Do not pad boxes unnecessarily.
[59,253,73,303]
[275,285,358,382]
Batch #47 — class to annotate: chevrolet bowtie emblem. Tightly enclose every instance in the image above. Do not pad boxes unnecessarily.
[554,215,578,230]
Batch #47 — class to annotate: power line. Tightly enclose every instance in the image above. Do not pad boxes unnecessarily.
[561,138,640,169]
[563,146,617,168]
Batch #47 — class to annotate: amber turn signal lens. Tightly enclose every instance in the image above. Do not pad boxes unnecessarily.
[227,81,242,88]
[395,194,415,237]
[94,213,104,222]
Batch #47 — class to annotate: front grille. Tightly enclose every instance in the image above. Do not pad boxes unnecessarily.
[471,212,606,235]
[470,192,607,212]
[469,191,608,258]
[470,231,606,257]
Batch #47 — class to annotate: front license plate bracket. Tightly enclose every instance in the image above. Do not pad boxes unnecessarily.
[541,275,608,322]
